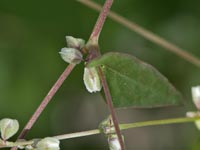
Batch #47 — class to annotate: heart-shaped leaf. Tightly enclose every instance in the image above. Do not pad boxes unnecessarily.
[88,52,182,108]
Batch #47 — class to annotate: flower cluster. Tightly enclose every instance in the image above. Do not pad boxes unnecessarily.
[59,36,85,64]
[59,36,102,93]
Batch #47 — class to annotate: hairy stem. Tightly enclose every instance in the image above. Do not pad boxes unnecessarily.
[78,0,200,68]
[11,64,76,150]
[98,68,126,150]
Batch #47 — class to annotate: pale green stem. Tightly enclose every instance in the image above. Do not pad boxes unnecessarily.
[53,117,200,140]
[53,129,100,140]
[120,117,200,130]
[1,117,199,149]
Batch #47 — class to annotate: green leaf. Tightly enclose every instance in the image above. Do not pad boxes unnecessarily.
[88,52,182,108]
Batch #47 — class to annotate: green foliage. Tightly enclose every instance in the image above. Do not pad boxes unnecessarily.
[1,0,200,149]
[88,52,182,108]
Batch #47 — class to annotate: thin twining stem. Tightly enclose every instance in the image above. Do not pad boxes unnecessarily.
[78,0,200,68]
[120,117,200,130]
[15,64,76,140]
[54,116,200,140]
[2,117,199,149]
[98,67,126,150]
[53,129,100,140]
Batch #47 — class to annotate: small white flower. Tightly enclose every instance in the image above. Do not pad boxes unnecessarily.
[83,67,102,93]
[35,137,60,150]
[0,118,19,140]
[186,111,197,118]
[191,86,200,110]
[65,36,85,49]
[59,47,83,64]
[108,134,124,150]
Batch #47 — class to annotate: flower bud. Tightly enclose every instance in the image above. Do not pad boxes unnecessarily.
[192,86,200,110]
[0,118,19,140]
[35,137,60,150]
[99,116,115,135]
[66,36,85,49]
[59,47,83,64]
[186,111,200,130]
[186,111,197,118]
[108,134,124,150]
[195,120,200,130]
[83,67,102,93]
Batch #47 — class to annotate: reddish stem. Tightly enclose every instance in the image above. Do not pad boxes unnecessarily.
[12,64,76,150]
[90,0,113,42]
[98,68,125,150]
[88,0,125,149]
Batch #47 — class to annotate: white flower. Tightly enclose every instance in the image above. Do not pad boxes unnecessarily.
[0,118,19,140]
[108,134,124,150]
[186,111,200,130]
[83,67,102,93]
[65,36,85,49]
[35,137,60,150]
[59,47,83,64]
[191,86,200,110]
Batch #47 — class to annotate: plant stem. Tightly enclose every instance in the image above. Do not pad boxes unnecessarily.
[85,0,125,149]
[120,117,200,130]
[0,140,34,148]
[2,117,199,149]
[11,64,76,150]
[78,0,200,68]
[54,117,199,140]
[12,141,34,148]
[87,0,113,42]
[98,68,126,150]
[53,129,100,140]
[53,116,200,140]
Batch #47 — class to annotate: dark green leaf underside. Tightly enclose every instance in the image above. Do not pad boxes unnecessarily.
[88,52,182,108]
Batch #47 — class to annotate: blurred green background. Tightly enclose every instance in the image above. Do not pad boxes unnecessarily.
[0,0,200,149]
